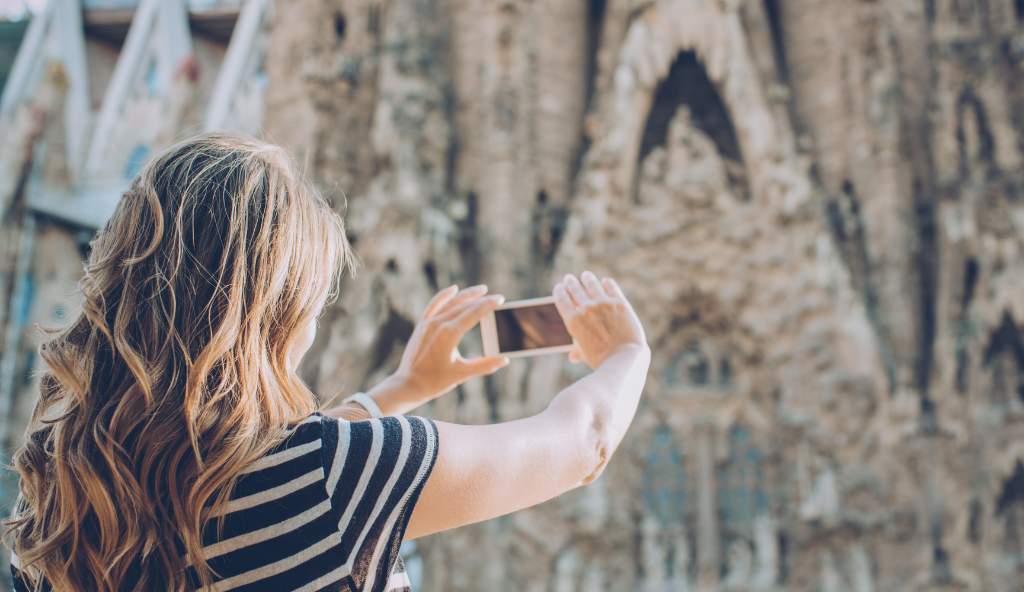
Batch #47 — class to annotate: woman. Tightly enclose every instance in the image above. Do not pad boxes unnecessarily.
[5,134,650,591]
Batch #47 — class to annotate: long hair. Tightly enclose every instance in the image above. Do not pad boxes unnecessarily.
[4,133,356,590]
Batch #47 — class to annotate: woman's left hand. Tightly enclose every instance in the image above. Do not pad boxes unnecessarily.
[367,285,509,415]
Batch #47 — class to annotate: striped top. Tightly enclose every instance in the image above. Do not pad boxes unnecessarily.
[10,413,439,592]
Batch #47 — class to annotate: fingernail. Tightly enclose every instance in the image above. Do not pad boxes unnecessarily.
[469,284,488,292]
[492,295,505,304]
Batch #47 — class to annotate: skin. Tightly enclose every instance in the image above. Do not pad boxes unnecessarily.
[288,271,650,541]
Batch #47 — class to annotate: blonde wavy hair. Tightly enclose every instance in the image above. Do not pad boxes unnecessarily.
[4,134,356,591]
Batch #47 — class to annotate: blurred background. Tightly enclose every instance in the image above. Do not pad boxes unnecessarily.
[1,0,1023,590]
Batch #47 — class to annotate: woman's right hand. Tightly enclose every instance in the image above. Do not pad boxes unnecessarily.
[553,272,648,369]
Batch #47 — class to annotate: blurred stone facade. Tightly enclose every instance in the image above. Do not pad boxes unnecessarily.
[260,1,1024,590]
[2,0,1023,590]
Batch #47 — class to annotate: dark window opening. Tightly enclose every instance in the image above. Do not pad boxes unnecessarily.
[637,51,749,200]
[931,545,951,583]
[572,0,608,184]
[913,189,939,397]
[530,190,567,270]
[961,258,979,312]
[777,532,789,582]
[458,191,482,284]
[982,312,1024,405]
[996,461,1024,515]
[955,87,995,173]
[983,311,1024,365]
[968,498,982,543]
[585,0,607,114]
[764,0,789,83]
[334,11,347,41]
[719,357,733,386]
[368,307,415,372]
[422,261,438,290]
[956,259,978,393]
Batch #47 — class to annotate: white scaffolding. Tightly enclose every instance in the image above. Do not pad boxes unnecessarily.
[1,0,272,228]
[1,0,90,177]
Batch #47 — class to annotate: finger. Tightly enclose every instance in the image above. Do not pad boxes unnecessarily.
[437,290,497,319]
[422,285,459,319]
[436,284,489,316]
[450,292,505,331]
[602,277,627,301]
[568,348,582,364]
[580,271,605,300]
[563,274,589,307]
[456,355,510,378]
[553,284,577,321]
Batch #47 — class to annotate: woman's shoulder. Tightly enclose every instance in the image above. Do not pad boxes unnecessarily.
[272,412,440,476]
[316,413,439,464]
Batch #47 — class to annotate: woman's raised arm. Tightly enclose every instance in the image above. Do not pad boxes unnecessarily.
[324,284,510,419]
[405,272,649,540]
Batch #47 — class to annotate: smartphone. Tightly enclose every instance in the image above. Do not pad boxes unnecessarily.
[480,296,575,358]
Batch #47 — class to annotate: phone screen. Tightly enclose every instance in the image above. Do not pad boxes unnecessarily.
[494,303,573,353]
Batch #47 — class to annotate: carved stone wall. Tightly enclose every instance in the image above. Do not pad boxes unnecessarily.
[262,0,1024,589]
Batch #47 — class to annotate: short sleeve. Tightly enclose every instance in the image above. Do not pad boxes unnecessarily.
[8,495,42,592]
[320,414,438,592]
[10,554,47,592]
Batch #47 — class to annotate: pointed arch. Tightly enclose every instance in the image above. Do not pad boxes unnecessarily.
[637,50,748,200]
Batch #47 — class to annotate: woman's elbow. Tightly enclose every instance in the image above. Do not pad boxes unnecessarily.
[543,395,617,488]
[575,406,615,486]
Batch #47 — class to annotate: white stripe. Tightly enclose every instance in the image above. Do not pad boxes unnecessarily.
[239,439,322,475]
[334,419,385,545]
[342,417,412,575]
[362,417,436,592]
[10,551,21,569]
[197,530,342,591]
[326,419,352,493]
[387,570,412,590]
[291,563,352,592]
[212,468,323,517]
[202,498,333,559]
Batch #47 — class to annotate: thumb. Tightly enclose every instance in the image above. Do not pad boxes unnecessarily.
[568,347,582,364]
[456,355,510,378]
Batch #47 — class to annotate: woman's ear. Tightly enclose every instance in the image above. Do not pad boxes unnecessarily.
[287,316,319,372]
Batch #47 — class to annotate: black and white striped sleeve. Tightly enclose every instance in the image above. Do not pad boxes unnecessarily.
[7,495,40,592]
[320,414,439,592]
[10,557,34,592]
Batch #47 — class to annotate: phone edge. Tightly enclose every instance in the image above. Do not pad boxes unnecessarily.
[502,344,575,358]
[480,309,499,357]
[495,295,557,311]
